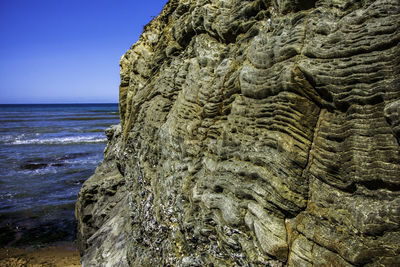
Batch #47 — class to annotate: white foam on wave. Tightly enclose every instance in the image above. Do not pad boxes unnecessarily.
[30,166,58,175]
[0,192,16,200]
[11,135,107,145]
[63,158,101,166]
[0,134,25,143]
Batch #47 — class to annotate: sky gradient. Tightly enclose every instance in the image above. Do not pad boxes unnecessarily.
[0,0,168,103]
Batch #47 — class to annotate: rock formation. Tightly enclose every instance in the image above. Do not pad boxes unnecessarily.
[76,0,400,265]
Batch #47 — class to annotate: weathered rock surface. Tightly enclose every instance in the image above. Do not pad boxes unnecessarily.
[76,0,400,266]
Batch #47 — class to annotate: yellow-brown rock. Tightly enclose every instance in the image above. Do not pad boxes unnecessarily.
[76,0,400,266]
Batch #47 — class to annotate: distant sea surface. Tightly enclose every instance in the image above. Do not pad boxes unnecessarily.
[0,104,119,246]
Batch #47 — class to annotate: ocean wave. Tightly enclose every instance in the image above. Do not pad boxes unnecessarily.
[53,116,120,121]
[14,165,59,176]
[11,136,107,145]
[62,158,101,166]
[0,134,19,142]
[0,134,28,143]
[0,192,16,200]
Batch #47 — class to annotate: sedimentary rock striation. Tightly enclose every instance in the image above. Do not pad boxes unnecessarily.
[76,0,400,265]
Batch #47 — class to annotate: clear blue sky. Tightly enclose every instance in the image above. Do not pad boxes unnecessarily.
[0,0,168,104]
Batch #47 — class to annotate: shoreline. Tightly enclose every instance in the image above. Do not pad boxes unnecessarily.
[0,241,80,266]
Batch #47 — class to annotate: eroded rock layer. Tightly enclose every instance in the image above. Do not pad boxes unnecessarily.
[76,0,400,266]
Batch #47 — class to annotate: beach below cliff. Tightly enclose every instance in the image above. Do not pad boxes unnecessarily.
[0,242,80,266]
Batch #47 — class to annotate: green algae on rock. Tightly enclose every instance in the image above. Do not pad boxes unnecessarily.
[76,0,400,266]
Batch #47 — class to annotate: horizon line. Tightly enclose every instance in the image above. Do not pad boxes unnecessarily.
[0,102,119,105]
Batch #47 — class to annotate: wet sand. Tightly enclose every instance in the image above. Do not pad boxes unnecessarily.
[0,242,80,267]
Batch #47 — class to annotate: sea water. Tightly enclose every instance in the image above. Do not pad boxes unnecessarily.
[0,104,119,246]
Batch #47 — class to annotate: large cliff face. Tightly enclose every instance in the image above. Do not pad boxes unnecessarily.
[76,0,400,266]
